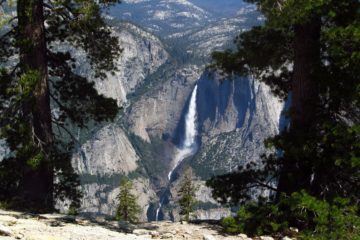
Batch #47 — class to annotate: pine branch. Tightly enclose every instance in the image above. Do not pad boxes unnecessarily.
[51,120,80,145]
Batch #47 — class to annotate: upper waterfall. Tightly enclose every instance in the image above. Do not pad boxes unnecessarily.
[183,84,198,148]
[168,84,198,180]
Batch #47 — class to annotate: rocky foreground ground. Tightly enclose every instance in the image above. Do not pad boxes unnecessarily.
[0,210,295,240]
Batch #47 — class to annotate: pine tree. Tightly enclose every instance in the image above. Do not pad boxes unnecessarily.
[207,0,360,236]
[178,169,197,222]
[209,0,360,203]
[0,0,122,210]
[116,178,141,223]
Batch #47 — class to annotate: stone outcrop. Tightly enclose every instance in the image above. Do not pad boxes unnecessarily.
[192,76,283,179]
[73,124,139,176]
[74,177,156,221]
[127,65,202,142]
[0,210,298,240]
[95,22,168,105]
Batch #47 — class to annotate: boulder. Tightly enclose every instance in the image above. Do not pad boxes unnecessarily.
[117,221,135,233]
[133,229,150,235]
[203,234,216,240]
[260,236,274,240]
[0,224,12,236]
[160,232,174,239]
[282,237,295,240]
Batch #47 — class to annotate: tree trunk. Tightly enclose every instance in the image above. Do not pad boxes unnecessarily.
[291,18,321,133]
[276,17,321,199]
[17,0,54,209]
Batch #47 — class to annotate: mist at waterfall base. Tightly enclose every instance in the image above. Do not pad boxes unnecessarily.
[154,84,199,221]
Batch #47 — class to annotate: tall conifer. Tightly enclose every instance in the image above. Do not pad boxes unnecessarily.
[116,178,141,223]
[0,0,122,210]
[208,0,360,235]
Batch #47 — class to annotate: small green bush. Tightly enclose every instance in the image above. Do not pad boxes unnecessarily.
[290,192,360,240]
[68,204,78,216]
[221,191,360,239]
[221,216,242,234]
[221,201,288,236]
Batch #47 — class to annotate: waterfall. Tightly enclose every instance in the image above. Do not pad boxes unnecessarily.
[168,84,198,180]
[155,84,198,221]
[183,85,198,148]
[155,200,163,222]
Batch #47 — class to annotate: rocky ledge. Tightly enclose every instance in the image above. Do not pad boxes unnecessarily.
[0,210,295,240]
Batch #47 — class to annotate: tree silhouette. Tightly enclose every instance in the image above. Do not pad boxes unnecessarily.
[208,0,360,235]
[0,0,122,211]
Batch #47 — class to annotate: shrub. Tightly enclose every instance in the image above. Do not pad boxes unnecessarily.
[221,191,360,239]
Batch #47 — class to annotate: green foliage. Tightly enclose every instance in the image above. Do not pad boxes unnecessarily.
[25,152,44,170]
[67,203,79,216]
[289,192,360,240]
[212,25,293,100]
[221,216,240,234]
[221,201,289,236]
[221,191,360,239]
[209,0,360,238]
[51,64,119,127]
[206,159,278,204]
[18,70,40,98]
[0,0,122,210]
[178,169,198,222]
[116,178,141,223]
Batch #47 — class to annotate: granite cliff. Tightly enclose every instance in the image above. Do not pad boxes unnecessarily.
[0,1,283,222]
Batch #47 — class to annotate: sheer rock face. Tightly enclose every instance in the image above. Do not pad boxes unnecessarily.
[192,75,283,178]
[95,23,169,105]
[73,125,139,176]
[127,65,202,142]
[62,22,169,106]
[77,178,156,221]
[192,208,232,221]
[62,23,168,221]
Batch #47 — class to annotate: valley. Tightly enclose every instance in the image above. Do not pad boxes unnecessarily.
[64,0,283,222]
[0,0,283,222]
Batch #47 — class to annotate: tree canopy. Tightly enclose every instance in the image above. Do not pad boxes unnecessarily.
[208,0,360,236]
[178,168,197,222]
[116,178,141,223]
[0,0,122,211]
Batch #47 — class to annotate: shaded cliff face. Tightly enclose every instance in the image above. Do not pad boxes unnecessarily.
[192,74,282,179]
[62,22,168,220]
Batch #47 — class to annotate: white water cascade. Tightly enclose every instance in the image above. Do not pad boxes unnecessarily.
[155,84,198,222]
[155,200,163,222]
[168,84,198,180]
